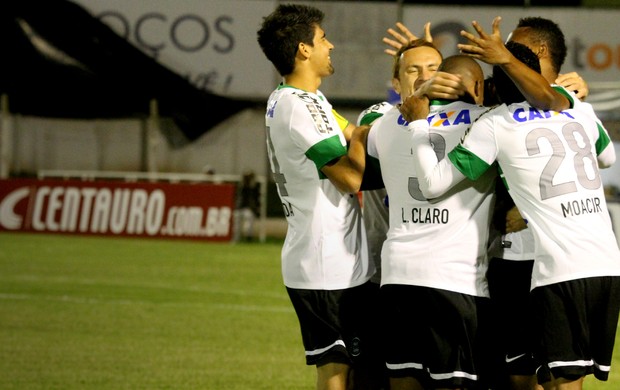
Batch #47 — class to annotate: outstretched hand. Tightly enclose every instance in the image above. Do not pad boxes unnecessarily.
[555,72,589,100]
[399,94,430,123]
[383,22,432,56]
[415,72,466,100]
[457,16,512,66]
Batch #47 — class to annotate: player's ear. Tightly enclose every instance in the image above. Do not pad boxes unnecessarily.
[297,42,311,60]
[474,79,483,104]
[537,43,549,59]
[391,77,401,95]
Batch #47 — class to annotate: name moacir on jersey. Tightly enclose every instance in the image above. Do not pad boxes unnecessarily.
[560,196,603,218]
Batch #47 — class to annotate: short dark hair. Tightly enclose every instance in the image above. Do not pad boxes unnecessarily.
[392,39,442,79]
[257,4,324,76]
[516,17,566,75]
[493,41,541,105]
[438,55,484,104]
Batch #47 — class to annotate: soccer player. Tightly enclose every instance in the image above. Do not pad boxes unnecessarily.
[357,26,464,287]
[368,42,495,389]
[357,31,468,390]
[257,5,376,390]
[405,41,620,390]
[458,17,597,390]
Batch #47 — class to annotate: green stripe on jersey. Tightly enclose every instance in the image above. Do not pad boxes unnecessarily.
[306,135,347,178]
[552,85,575,109]
[359,112,384,126]
[448,144,492,180]
[596,122,611,155]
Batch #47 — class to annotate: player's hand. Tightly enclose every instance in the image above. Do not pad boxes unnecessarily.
[399,94,430,123]
[383,22,432,56]
[457,17,511,66]
[414,71,466,100]
[505,205,528,233]
[555,72,589,100]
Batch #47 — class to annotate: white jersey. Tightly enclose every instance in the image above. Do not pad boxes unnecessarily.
[368,101,495,297]
[264,84,373,290]
[445,101,620,289]
[357,101,393,284]
[487,85,603,263]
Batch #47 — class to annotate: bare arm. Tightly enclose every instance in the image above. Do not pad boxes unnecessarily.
[321,125,371,193]
[458,17,569,111]
[383,21,432,56]
[341,122,356,142]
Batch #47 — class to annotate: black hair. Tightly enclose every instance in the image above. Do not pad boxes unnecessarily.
[492,41,541,105]
[257,4,324,77]
[483,76,499,106]
[516,17,566,75]
[437,55,483,105]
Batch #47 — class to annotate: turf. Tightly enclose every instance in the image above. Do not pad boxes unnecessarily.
[0,232,618,389]
[0,232,314,389]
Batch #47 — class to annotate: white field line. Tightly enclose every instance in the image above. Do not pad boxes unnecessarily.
[0,292,294,314]
[1,274,288,300]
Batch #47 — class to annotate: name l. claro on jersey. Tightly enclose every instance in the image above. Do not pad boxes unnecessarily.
[401,207,449,224]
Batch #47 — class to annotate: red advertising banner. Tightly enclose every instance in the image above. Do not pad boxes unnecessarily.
[0,178,235,241]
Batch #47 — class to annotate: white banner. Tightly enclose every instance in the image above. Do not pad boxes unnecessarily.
[72,0,278,99]
[71,1,620,101]
[402,5,620,84]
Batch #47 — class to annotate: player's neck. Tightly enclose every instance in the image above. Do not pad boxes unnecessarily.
[284,69,321,93]
[541,62,558,85]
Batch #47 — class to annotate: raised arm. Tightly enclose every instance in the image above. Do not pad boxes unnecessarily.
[458,17,569,111]
[383,21,432,56]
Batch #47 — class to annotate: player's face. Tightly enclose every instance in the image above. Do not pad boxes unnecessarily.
[393,46,442,98]
[309,25,335,77]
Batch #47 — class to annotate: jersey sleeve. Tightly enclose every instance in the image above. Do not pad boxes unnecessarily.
[356,102,392,126]
[306,136,349,170]
[409,119,467,199]
[448,113,499,180]
[552,84,576,109]
[569,98,615,168]
[332,109,350,130]
[596,122,616,168]
[288,97,347,172]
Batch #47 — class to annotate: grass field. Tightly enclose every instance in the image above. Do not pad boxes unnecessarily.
[0,232,618,389]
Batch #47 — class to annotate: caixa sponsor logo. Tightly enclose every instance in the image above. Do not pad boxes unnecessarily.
[0,186,231,238]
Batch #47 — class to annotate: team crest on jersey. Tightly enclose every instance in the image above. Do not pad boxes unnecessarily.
[428,110,472,127]
[295,92,334,134]
[397,114,409,126]
[512,107,575,123]
[361,102,391,117]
